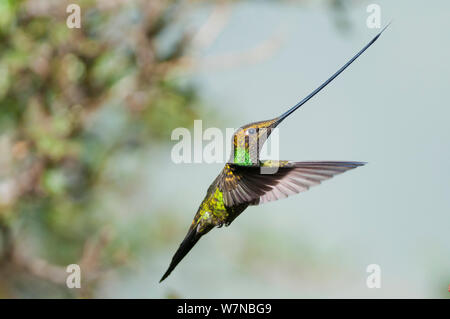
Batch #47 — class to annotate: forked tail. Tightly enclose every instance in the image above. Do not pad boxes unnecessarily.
[159,227,204,283]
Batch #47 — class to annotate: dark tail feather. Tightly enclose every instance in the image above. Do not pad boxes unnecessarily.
[159,227,202,283]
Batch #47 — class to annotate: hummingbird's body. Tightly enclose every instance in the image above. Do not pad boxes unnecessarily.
[160,26,389,282]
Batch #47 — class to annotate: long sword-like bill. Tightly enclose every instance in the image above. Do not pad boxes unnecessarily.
[277,23,390,124]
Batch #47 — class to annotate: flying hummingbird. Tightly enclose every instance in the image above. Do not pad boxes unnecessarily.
[160,26,389,282]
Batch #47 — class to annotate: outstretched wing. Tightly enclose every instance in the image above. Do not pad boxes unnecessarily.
[218,161,365,207]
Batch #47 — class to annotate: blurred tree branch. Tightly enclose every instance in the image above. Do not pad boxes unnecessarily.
[0,0,208,297]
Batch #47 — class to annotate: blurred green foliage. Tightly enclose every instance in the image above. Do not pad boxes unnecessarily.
[0,0,203,297]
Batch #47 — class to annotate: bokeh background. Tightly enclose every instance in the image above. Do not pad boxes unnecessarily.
[0,0,449,298]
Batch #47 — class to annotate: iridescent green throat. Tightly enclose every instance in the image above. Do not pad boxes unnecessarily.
[233,147,252,166]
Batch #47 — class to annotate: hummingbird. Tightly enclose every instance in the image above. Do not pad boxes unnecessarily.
[160,26,389,282]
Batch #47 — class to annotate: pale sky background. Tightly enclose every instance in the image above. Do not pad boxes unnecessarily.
[98,0,450,298]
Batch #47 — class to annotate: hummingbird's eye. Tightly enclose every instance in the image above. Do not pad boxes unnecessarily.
[247,128,256,134]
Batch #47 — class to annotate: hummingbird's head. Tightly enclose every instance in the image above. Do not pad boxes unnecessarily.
[230,97,310,166]
[230,118,280,166]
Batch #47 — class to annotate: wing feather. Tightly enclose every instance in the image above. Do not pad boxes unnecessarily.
[218,161,365,206]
